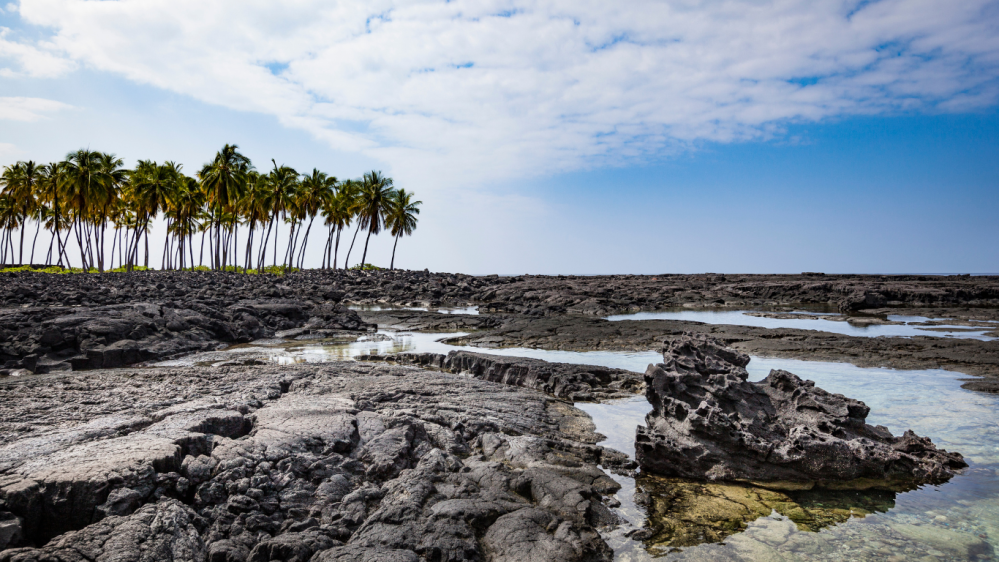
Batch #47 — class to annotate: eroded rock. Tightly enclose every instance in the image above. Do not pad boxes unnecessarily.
[635,333,967,489]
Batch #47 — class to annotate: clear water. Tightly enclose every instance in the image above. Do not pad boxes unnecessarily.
[581,358,999,561]
[167,332,999,560]
[605,310,997,341]
[348,304,479,315]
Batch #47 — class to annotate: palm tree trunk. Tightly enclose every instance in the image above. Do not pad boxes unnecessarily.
[297,216,315,269]
[258,218,273,272]
[199,227,206,267]
[19,221,25,265]
[283,220,296,271]
[344,222,361,269]
[273,216,280,268]
[333,228,342,270]
[390,233,400,270]
[162,219,172,270]
[360,227,373,269]
[45,230,54,266]
[29,219,41,265]
[244,224,254,271]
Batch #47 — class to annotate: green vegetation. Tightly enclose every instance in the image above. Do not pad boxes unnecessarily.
[349,263,384,271]
[0,145,421,273]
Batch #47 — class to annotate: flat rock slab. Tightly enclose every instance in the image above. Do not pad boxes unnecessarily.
[359,350,644,402]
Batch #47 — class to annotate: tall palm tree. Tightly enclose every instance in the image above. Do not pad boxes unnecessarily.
[92,153,127,271]
[200,144,252,270]
[354,170,395,269]
[320,179,357,269]
[37,162,70,267]
[293,169,336,269]
[63,149,109,270]
[385,189,421,270]
[131,160,180,269]
[259,161,297,271]
[0,161,40,265]
[239,171,268,271]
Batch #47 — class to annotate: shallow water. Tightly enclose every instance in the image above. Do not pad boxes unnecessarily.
[170,331,999,559]
[348,304,479,315]
[581,358,999,561]
[605,310,997,341]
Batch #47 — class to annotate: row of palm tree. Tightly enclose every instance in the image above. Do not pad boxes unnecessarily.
[0,145,421,272]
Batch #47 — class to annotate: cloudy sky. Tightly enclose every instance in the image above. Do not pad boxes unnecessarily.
[2,0,998,274]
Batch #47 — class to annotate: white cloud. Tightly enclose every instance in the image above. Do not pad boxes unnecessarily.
[0,96,70,121]
[0,26,75,77]
[7,0,999,185]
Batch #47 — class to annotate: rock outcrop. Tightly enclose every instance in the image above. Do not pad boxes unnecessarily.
[359,350,644,402]
[635,333,967,489]
[0,292,371,374]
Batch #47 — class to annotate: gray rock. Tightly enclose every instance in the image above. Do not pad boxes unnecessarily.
[636,333,968,489]
[0,362,625,560]
[361,350,644,402]
[0,513,22,551]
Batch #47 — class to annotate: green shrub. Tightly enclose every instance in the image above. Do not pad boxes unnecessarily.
[349,263,383,271]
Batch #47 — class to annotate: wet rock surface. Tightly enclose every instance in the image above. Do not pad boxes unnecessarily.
[636,333,967,489]
[358,350,644,402]
[0,362,626,561]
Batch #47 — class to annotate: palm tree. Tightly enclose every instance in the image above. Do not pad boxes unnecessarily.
[259,161,297,271]
[131,160,180,269]
[293,169,336,269]
[200,144,252,270]
[0,194,17,264]
[320,179,357,269]
[385,189,421,270]
[0,161,40,265]
[37,162,70,267]
[63,149,105,270]
[239,171,267,271]
[353,170,395,269]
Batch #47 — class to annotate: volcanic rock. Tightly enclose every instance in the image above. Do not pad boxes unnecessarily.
[0,361,623,561]
[635,333,967,489]
[359,350,644,401]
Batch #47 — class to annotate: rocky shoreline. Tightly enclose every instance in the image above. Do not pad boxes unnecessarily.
[0,270,997,560]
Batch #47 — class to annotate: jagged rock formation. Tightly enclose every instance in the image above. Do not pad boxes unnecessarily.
[358,350,644,402]
[0,361,626,561]
[635,333,967,489]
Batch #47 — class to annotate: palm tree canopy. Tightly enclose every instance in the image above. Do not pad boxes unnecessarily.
[200,144,252,211]
[387,188,421,238]
[357,170,395,235]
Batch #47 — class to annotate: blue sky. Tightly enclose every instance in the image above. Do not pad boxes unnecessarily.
[1,0,998,274]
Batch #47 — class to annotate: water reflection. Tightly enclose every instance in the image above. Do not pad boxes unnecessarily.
[348,304,479,315]
[604,310,997,340]
[637,476,898,555]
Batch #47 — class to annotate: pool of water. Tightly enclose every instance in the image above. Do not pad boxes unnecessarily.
[167,331,999,560]
[581,357,999,561]
[348,305,480,315]
[604,310,997,341]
